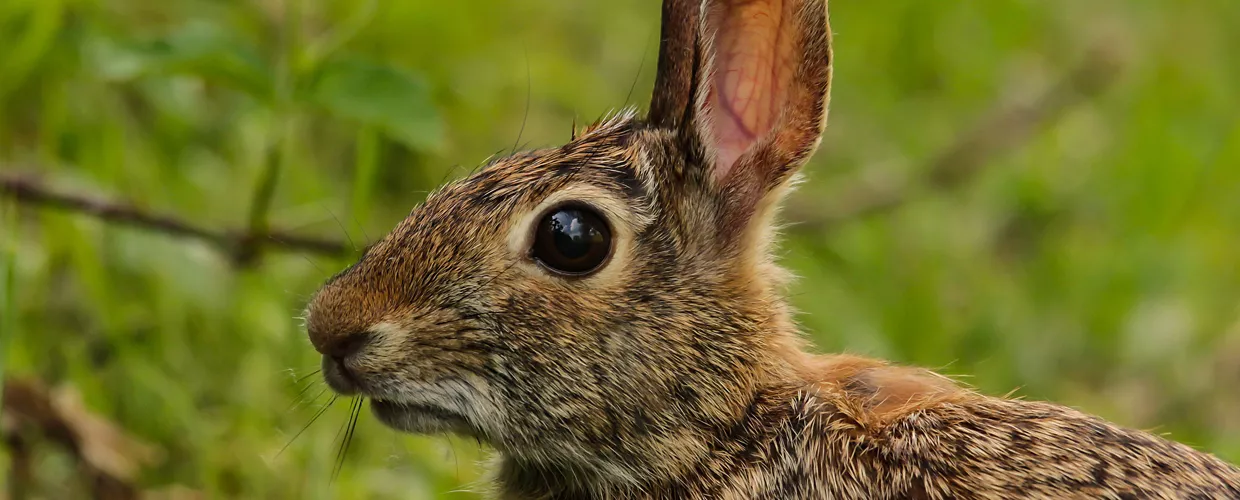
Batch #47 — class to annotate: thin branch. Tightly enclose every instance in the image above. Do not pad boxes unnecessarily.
[0,172,352,261]
[786,44,1126,233]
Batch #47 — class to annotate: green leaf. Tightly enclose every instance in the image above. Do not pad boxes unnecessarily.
[91,21,273,100]
[306,56,443,151]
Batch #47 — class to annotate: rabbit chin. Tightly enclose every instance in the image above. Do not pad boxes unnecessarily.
[364,378,502,441]
[370,399,475,436]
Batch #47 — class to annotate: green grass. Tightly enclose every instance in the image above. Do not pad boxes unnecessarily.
[2,0,1239,497]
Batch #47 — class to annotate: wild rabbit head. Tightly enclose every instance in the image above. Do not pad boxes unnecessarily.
[307,0,830,482]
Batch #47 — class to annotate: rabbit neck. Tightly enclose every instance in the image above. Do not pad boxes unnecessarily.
[491,377,810,500]
[491,318,815,499]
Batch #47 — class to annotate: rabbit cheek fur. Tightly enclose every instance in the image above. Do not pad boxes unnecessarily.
[306,0,1240,498]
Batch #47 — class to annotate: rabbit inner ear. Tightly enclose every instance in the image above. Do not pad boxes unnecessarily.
[705,1,798,177]
[696,0,832,201]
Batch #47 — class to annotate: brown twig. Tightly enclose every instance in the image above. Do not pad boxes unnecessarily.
[0,172,353,262]
[5,426,33,500]
[786,43,1126,233]
[2,378,158,500]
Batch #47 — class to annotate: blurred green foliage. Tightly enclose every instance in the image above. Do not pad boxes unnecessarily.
[1,0,1238,497]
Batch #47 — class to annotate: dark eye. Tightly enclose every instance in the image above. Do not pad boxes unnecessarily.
[531,203,613,276]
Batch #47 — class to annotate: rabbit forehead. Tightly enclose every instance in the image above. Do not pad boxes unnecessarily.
[436,114,644,209]
[326,115,647,302]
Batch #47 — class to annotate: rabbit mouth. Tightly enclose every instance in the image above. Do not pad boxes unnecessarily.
[370,399,474,435]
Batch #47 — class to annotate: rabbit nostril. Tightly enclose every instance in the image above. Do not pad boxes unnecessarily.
[322,354,361,395]
[325,330,373,360]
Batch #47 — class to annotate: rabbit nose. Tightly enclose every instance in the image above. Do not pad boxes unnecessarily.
[304,277,382,361]
[309,326,373,360]
[329,331,372,360]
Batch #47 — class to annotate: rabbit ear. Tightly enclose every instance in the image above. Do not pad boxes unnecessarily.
[649,0,832,230]
[648,0,702,131]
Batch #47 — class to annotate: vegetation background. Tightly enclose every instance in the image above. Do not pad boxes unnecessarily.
[1,0,1238,498]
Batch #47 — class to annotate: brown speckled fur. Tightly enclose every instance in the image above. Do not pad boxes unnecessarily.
[304,0,1240,498]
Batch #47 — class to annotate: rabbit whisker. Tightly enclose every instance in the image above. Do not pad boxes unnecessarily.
[472,148,509,176]
[350,213,372,245]
[277,394,338,457]
[318,203,358,252]
[331,396,365,482]
[623,27,656,107]
[437,163,464,186]
[285,386,327,415]
[292,368,322,385]
[510,47,531,157]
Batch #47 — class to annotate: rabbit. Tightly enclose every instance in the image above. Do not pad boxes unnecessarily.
[303,0,1240,498]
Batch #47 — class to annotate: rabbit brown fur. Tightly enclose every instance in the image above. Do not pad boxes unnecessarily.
[304,0,1240,498]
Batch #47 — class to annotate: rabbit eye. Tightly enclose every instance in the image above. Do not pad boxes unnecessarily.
[530,203,613,276]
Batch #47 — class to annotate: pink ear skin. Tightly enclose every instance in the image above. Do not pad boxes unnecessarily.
[700,0,832,216]
[649,0,832,241]
[705,0,800,177]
